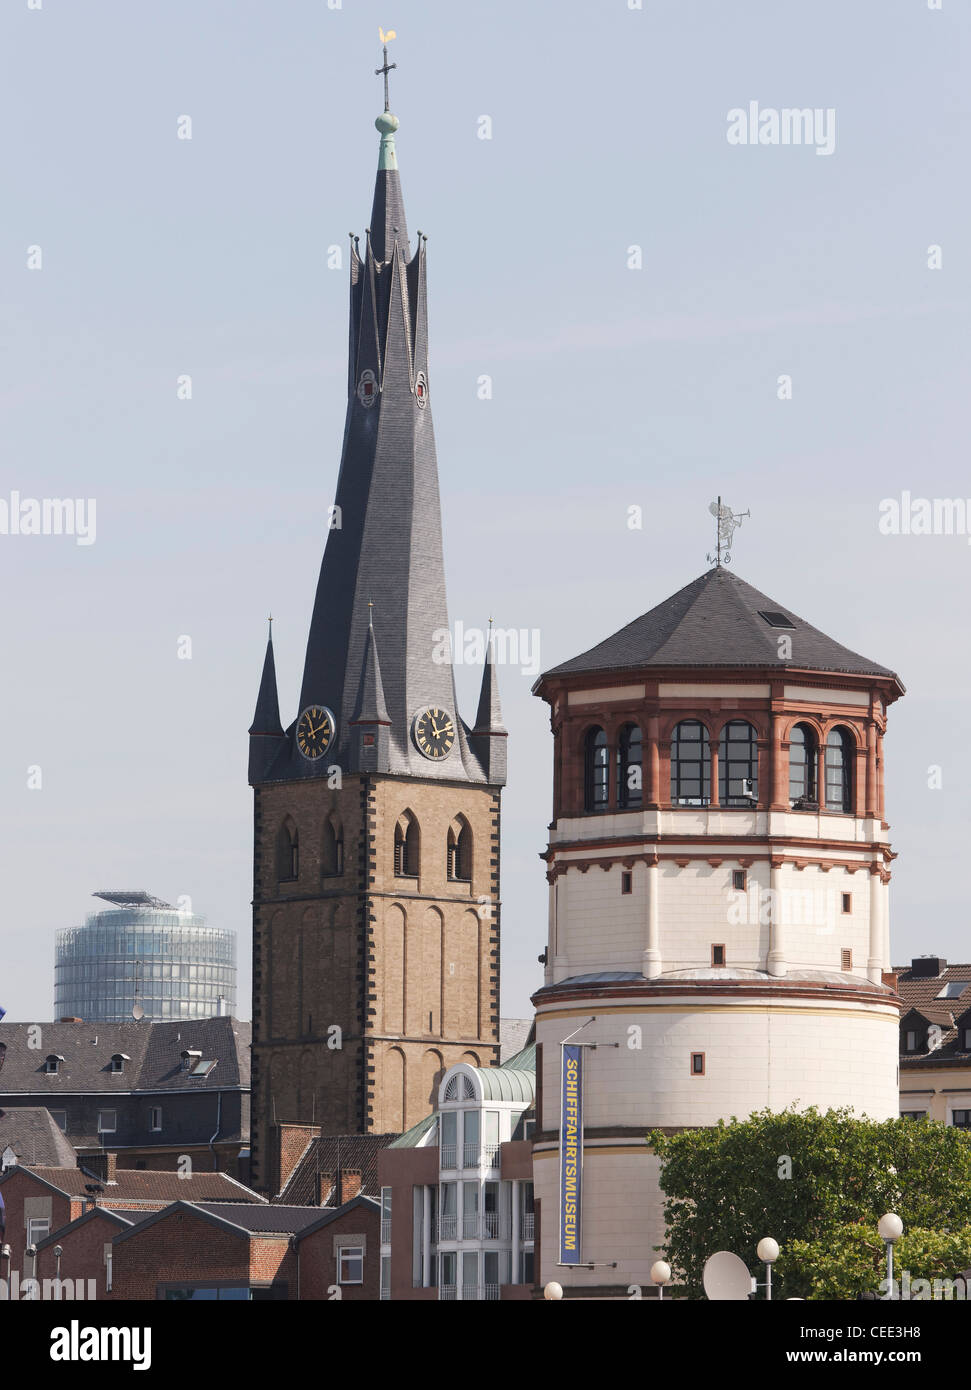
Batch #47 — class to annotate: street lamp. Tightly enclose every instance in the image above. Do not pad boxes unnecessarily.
[54,1244,63,1281]
[650,1260,672,1300]
[757,1238,780,1301]
[543,1281,563,1301]
[877,1213,903,1298]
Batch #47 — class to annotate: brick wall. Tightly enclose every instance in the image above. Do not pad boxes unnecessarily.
[297,1204,380,1301]
[34,1211,119,1301]
[0,1169,72,1278]
[111,1208,262,1300]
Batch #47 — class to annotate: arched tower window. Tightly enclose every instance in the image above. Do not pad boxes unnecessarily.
[789,723,819,807]
[276,817,299,882]
[825,727,854,812]
[322,815,344,877]
[447,817,472,882]
[584,727,609,811]
[394,812,420,877]
[617,724,643,808]
[718,721,759,806]
[670,721,710,806]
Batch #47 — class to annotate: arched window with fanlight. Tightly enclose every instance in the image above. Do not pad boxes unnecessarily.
[394,811,420,877]
[447,817,472,882]
[617,724,643,808]
[825,727,854,812]
[322,815,344,877]
[584,727,609,811]
[789,723,819,807]
[277,816,299,882]
[670,721,711,805]
[718,721,759,806]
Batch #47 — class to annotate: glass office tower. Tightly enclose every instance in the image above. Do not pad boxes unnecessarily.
[55,892,237,1022]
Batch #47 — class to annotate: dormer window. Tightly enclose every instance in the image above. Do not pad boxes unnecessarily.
[110,1053,130,1074]
[904,1029,921,1053]
[181,1049,202,1072]
[44,1054,63,1075]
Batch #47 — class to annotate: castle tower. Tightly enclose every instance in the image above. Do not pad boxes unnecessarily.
[248,65,505,1191]
[530,563,904,1295]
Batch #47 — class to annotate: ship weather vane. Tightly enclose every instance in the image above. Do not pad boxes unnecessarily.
[707,496,750,567]
[376,28,397,111]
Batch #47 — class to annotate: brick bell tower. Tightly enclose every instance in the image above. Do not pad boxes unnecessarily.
[247,56,506,1191]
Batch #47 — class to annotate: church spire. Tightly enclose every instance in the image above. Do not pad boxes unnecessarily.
[288,47,502,786]
[471,621,507,783]
[248,619,285,783]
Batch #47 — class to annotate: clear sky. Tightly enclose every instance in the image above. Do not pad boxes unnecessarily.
[1,0,969,1023]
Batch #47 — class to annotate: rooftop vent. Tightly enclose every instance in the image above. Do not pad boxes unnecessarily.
[911,955,947,978]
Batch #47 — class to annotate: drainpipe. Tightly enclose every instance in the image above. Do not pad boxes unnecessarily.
[208,1091,223,1172]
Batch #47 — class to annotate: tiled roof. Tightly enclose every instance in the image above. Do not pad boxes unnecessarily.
[194,1202,326,1234]
[542,567,899,683]
[15,1166,265,1203]
[0,1017,250,1094]
[896,961,971,1066]
[0,1106,77,1166]
[275,1133,397,1205]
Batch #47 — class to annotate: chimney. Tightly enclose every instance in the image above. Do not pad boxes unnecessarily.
[82,1151,117,1185]
[340,1170,362,1205]
[882,971,899,992]
[911,956,947,978]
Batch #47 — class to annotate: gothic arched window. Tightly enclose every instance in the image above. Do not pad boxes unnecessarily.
[447,818,472,882]
[670,721,710,806]
[394,812,420,877]
[718,720,759,806]
[617,724,643,808]
[789,723,819,807]
[322,816,344,877]
[825,727,855,812]
[277,817,299,882]
[584,727,609,811]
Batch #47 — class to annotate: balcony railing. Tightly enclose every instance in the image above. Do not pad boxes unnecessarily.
[482,1144,500,1168]
[440,1144,457,1169]
[521,1212,535,1240]
[461,1284,481,1301]
[379,1287,390,1300]
[462,1214,479,1239]
[380,1219,391,1243]
[482,1284,500,1301]
[439,1285,457,1301]
[439,1215,457,1240]
[462,1143,479,1168]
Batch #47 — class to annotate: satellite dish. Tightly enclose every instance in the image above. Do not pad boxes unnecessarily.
[703,1250,753,1301]
[132,1004,145,1021]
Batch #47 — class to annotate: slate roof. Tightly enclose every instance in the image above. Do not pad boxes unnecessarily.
[0,1106,76,1166]
[275,1133,397,1205]
[35,1205,133,1250]
[0,1017,250,1094]
[9,1166,265,1204]
[895,960,971,1067]
[499,1018,533,1062]
[252,111,501,789]
[541,567,900,683]
[194,1202,327,1235]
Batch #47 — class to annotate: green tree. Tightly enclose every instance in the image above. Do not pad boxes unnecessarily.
[647,1108,971,1299]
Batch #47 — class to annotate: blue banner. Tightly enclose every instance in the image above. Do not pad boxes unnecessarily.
[559,1043,583,1265]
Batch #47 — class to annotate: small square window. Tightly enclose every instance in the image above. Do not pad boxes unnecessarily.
[621,871,633,895]
[690,1052,705,1076]
[149,1107,162,1133]
[97,1109,117,1134]
[841,948,852,971]
[711,944,725,967]
[841,894,852,914]
[732,870,746,891]
[904,1030,918,1052]
[50,1110,67,1132]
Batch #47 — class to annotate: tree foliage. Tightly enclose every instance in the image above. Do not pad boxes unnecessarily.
[647,1108,971,1299]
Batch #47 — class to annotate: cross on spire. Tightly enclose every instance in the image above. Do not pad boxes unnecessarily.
[375,30,397,112]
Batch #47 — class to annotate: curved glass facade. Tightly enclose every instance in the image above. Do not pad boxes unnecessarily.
[55,906,237,1022]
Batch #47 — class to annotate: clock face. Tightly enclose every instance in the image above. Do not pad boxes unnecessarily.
[296,705,336,761]
[413,707,455,760]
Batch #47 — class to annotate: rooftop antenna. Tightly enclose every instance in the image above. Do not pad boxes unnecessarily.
[707,496,750,567]
[376,28,397,112]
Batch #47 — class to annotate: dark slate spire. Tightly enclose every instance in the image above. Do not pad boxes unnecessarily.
[351,615,391,725]
[471,623,507,785]
[288,88,496,785]
[248,621,286,784]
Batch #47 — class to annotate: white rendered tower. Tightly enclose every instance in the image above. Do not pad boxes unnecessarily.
[530,565,903,1297]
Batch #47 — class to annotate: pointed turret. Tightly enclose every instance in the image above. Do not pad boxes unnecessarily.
[350,614,392,772]
[248,621,286,784]
[470,623,507,785]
